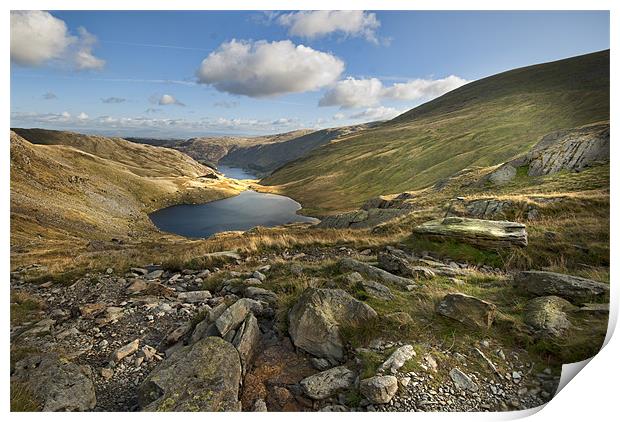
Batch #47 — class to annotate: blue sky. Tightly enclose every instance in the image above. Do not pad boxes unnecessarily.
[10,10,609,137]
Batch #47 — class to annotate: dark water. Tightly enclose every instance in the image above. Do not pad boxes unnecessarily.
[217,165,257,180]
[149,190,319,238]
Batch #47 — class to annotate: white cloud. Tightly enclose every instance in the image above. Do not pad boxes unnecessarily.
[197,39,344,97]
[77,112,89,120]
[10,11,104,70]
[158,94,185,106]
[381,75,468,101]
[277,11,380,43]
[319,76,469,109]
[319,77,383,108]
[332,113,345,121]
[349,106,403,121]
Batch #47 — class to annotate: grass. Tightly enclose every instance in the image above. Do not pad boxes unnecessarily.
[10,381,40,412]
[10,292,45,326]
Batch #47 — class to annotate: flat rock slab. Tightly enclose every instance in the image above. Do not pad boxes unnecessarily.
[413,217,527,248]
[139,337,242,411]
[300,366,356,400]
[514,271,609,304]
[449,368,479,392]
[436,293,496,329]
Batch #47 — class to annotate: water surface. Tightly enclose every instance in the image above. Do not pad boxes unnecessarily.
[150,190,319,238]
[217,165,257,180]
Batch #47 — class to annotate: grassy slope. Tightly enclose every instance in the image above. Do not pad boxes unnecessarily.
[262,50,610,215]
[10,129,246,270]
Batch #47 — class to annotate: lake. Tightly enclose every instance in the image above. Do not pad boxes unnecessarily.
[217,164,257,180]
[149,190,319,238]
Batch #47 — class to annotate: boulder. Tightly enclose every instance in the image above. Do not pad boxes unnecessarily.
[449,368,478,392]
[524,296,575,338]
[436,293,496,329]
[299,366,356,400]
[110,339,140,362]
[139,337,242,411]
[340,258,415,288]
[360,278,395,301]
[488,163,517,186]
[377,251,436,279]
[378,344,416,373]
[244,286,278,305]
[359,375,399,404]
[191,303,227,343]
[413,217,527,248]
[215,298,263,338]
[232,313,261,376]
[514,271,609,304]
[288,288,377,362]
[12,354,96,411]
[178,290,212,303]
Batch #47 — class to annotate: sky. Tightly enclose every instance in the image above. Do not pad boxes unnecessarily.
[10,10,610,138]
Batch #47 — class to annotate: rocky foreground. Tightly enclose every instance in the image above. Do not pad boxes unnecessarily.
[10,239,609,412]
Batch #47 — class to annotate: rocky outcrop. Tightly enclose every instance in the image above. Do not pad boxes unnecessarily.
[360,375,399,404]
[12,354,96,411]
[232,313,261,376]
[523,296,575,338]
[299,366,356,400]
[449,198,540,221]
[215,298,263,338]
[514,271,609,304]
[436,293,497,329]
[377,251,436,279]
[340,258,415,288]
[139,337,242,411]
[288,288,377,362]
[413,217,528,248]
[484,122,609,185]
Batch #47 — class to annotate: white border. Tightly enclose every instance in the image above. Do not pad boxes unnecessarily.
[2,1,617,421]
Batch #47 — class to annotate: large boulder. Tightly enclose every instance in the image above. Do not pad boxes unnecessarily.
[436,293,497,329]
[299,366,356,400]
[139,337,242,411]
[288,288,377,362]
[340,258,415,288]
[12,354,96,411]
[413,217,527,248]
[215,298,263,338]
[514,271,609,304]
[232,313,261,376]
[359,375,399,404]
[523,296,575,338]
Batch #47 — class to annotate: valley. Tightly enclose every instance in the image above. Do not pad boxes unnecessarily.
[10,50,610,413]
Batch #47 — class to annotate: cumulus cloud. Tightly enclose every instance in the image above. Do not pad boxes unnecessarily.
[349,106,403,121]
[77,112,89,120]
[154,94,185,106]
[101,97,126,104]
[319,77,383,108]
[197,39,344,97]
[277,11,380,43]
[43,92,58,100]
[10,11,105,70]
[319,75,469,109]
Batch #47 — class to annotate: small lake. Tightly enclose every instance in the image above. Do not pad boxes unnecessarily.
[149,190,319,238]
[217,164,257,180]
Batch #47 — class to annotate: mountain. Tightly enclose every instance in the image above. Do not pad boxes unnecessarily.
[10,129,244,268]
[219,123,375,176]
[261,50,610,215]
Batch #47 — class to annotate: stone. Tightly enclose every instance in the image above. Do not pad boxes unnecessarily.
[232,313,261,376]
[288,288,377,362]
[299,366,356,400]
[145,270,164,280]
[377,251,436,280]
[488,163,517,186]
[244,286,278,305]
[523,296,574,338]
[12,354,96,411]
[79,303,106,318]
[578,303,609,314]
[110,339,140,362]
[130,267,149,276]
[252,271,267,282]
[378,344,416,373]
[215,298,263,338]
[126,280,147,294]
[386,312,414,326]
[340,258,415,288]
[413,217,527,248]
[514,271,609,304]
[166,323,192,345]
[359,278,395,301]
[202,251,242,261]
[359,375,399,404]
[449,368,478,392]
[252,398,268,411]
[178,290,212,303]
[22,318,55,337]
[436,293,496,329]
[139,337,242,411]
[100,367,114,380]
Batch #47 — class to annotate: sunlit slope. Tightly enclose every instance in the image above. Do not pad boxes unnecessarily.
[262,50,609,215]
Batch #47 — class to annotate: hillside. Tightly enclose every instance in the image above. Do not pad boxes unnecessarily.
[261,50,610,215]
[10,129,245,270]
[220,123,374,176]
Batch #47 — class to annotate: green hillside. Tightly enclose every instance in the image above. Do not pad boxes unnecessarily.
[262,50,610,215]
